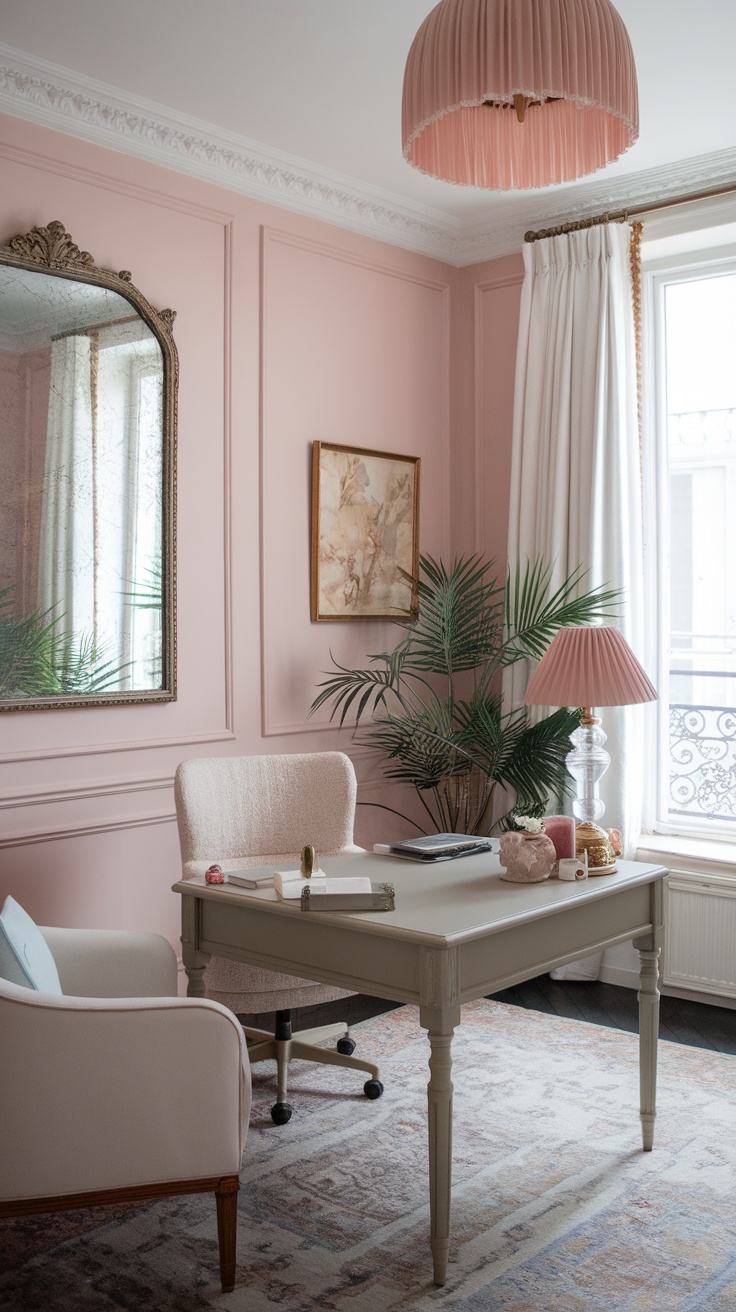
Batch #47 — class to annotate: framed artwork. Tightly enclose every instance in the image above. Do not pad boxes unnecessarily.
[311,441,420,622]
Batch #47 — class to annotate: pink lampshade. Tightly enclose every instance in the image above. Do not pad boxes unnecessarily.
[402,0,638,190]
[524,627,657,709]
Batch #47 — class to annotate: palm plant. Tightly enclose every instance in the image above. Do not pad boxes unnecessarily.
[311,555,620,835]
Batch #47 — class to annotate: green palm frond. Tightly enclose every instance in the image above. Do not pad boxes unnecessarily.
[503,558,620,663]
[393,554,504,676]
[495,706,581,819]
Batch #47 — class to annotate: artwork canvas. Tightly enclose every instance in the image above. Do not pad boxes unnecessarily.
[311,442,420,621]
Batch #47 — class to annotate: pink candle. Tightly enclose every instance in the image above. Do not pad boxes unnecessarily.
[543,815,576,860]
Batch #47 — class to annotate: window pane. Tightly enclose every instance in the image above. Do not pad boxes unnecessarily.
[664,274,736,827]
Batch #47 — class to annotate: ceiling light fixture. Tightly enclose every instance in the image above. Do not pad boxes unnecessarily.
[402,0,639,190]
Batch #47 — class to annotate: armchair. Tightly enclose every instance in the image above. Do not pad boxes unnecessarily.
[0,923,249,1293]
[174,751,383,1124]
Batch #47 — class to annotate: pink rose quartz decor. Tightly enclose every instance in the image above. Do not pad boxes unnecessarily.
[608,828,623,857]
[498,831,557,883]
[543,815,576,860]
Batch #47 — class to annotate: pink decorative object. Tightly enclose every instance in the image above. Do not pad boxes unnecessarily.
[205,864,225,885]
[498,830,557,883]
[543,815,576,860]
[608,828,623,857]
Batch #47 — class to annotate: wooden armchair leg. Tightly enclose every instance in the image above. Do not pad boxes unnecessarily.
[215,1174,240,1292]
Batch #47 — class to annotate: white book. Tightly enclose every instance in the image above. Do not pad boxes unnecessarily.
[274,871,373,900]
[225,869,275,889]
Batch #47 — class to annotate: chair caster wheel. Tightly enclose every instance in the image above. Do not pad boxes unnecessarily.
[363,1079,384,1100]
[337,1036,356,1055]
[271,1101,293,1125]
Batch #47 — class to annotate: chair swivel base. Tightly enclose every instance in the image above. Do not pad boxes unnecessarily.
[243,1016,384,1125]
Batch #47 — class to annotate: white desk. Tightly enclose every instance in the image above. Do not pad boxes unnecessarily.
[174,851,666,1286]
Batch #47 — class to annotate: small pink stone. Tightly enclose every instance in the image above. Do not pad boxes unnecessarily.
[205,864,225,885]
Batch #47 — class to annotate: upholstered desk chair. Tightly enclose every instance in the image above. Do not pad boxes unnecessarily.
[174,751,383,1124]
[0,919,249,1293]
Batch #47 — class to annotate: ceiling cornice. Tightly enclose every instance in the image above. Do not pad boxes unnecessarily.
[1,43,735,268]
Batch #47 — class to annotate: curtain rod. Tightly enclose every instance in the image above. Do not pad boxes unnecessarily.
[524,178,736,243]
[51,313,140,341]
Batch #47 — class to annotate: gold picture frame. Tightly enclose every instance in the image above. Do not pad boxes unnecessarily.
[311,441,420,622]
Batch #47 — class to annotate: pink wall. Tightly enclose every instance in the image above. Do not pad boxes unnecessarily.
[0,114,524,960]
[455,252,524,568]
[1,112,520,960]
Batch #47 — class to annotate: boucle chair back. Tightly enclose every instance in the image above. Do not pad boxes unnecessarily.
[174,752,359,875]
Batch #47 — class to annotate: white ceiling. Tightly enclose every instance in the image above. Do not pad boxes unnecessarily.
[1,1,735,263]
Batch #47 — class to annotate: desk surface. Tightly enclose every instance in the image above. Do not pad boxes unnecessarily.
[174,850,665,949]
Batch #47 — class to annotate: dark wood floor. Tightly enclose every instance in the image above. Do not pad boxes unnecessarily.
[244,978,736,1057]
[492,976,736,1055]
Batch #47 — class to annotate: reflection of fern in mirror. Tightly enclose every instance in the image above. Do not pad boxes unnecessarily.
[120,561,162,610]
[120,561,163,686]
[0,588,131,699]
[311,556,621,836]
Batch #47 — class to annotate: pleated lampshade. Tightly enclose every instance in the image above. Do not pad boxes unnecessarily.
[402,0,639,190]
[524,626,657,709]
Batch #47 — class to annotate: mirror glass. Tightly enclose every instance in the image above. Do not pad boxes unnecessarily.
[0,222,176,709]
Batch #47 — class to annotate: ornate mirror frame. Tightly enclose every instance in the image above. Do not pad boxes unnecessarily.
[0,221,177,710]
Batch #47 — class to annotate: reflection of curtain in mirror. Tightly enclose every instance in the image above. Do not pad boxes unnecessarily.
[38,327,162,691]
[37,335,95,641]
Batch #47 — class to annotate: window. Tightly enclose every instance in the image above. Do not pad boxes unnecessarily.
[644,250,736,838]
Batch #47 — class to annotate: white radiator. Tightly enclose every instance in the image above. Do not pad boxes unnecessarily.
[664,869,736,999]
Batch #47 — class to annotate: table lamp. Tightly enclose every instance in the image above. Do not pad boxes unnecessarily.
[523,626,657,826]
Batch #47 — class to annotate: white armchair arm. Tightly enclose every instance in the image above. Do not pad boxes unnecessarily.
[40,926,178,998]
[0,984,250,1202]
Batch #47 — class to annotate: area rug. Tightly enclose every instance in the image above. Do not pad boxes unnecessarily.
[2,999,736,1312]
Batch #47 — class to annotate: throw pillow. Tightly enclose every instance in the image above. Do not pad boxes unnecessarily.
[0,895,62,992]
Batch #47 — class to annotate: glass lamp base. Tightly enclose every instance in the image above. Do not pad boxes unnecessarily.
[566,717,609,825]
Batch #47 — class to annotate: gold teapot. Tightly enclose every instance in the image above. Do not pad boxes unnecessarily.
[575,822,617,873]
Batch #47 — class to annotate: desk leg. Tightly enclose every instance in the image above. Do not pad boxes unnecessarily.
[180,895,211,998]
[633,935,661,1151]
[420,1003,459,1288]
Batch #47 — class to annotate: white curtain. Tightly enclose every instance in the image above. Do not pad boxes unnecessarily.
[506,223,644,978]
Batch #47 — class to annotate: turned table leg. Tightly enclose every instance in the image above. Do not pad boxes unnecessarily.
[633,934,661,1152]
[180,894,210,998]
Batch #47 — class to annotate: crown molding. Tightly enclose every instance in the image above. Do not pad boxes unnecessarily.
[0,44,458,262]
[1,44,735,268]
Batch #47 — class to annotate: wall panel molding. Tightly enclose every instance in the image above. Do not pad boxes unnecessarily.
[260,226,452,738]
[0,810,176,850]
[0,774,173,811]
[473,272,524,560]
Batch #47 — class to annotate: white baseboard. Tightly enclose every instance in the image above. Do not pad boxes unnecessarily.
[598,963,639,990]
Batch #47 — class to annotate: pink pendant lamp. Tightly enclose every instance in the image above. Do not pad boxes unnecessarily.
[402,0,639,190]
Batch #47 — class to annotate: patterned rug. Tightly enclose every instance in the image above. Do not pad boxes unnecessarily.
[2,999,736,1312]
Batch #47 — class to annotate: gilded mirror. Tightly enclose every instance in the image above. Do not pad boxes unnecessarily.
[0,221,176,709]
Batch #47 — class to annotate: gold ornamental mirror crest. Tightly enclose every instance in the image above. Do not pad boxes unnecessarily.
[0,221,178,710]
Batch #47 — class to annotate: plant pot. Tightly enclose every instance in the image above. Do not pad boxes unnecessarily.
[498,830,557,883]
